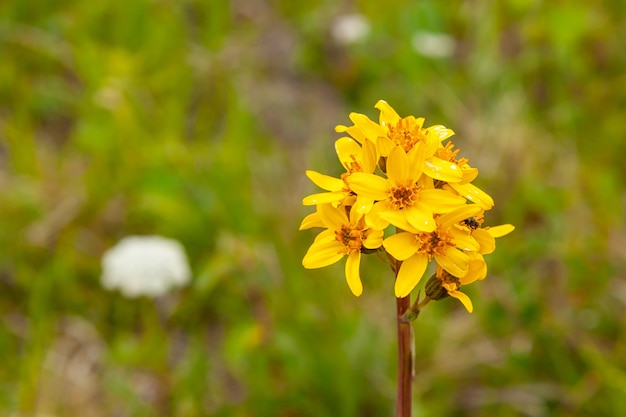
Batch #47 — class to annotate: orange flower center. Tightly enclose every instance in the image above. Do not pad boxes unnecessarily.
[342,153,363,173]
[388,182,421,209]
[415,229,455,259]
[436,142,469,167]
[387,118,428,153]
[437,268,462,291]
[335,224,364,254]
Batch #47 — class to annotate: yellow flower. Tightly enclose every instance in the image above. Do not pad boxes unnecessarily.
[429,264,484,313]
[302,138,377,211]
[383,204,482,297]
[435,142,495,209]
[336,100,463,183]
[302,204,384,296]
[347,145,466,232]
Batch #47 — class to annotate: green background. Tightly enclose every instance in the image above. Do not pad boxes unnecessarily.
[1,1,625,416]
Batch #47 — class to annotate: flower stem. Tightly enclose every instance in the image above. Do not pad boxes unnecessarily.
[396,295,412,417]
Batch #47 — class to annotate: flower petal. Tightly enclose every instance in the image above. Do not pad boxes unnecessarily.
[345,251,363,296]
[349,112,387,142]
[347,173,390,200]
[383,232,419,261]
[318,204,347,229]
[449,182,494,210]
[362,139,378,173]
[302,191,346,206]
[386,146,409,184]
[435,247,469,277]
[418,189,466,213]
[423,157,463,182]
[375,99,400,126]
[448,290,473,313]
[363,229,384,249]
[299,212,323,230]
[404,206,436,232]
[473,229,496,254]
[302,238,344,269]
[335,137,363,171]
[394,254,428,297]
[306,170,344,191]
[427,125,455,142]
[487,224,515,238]
[437,204,482,228]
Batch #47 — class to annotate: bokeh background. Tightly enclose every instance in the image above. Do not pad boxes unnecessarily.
[2,1,626,416]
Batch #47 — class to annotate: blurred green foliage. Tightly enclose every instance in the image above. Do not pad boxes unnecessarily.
[1,0,625,416]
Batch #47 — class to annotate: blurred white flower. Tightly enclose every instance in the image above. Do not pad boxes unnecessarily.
[411,31,456,58]
[101,236,191,298]
[331,13,370,45]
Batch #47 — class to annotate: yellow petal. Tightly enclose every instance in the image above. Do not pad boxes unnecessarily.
[362,139,378,173]
[449,182,494,210]
[423,157,464,182]
[345,252,363,296]
[448,290,473,313]
[461,167,478,183]
[375,100,400,126]
[435,247,469,278]
[305,170,344,191]
[302,238,344,268]
[318,203,347,229]
[386,146,409,184]
[462,255,487,283]
[383,232,419,261]
[336,124,366,143]
[376,136,396,157]
[437,204,482,228]
[452,231,480,251]
[302,191,346,206]
[394,254,428,297]
[349,112,386,142]
[407,143,426,180]
[473,229,496,254]
[347,173,390,200]
[418,189,466,213]
[364,201,391,230]
[427,125,455,142]
[335,137,363,170]
[404,206,436,232]
[487,224,515,238]
[354,196,374,214]
[299,212,323,230]
[363,229,384,249]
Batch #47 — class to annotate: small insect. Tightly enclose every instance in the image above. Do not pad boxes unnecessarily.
[462,217,480,230]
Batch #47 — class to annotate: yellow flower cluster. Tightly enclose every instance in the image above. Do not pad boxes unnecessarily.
[300,100,513,312]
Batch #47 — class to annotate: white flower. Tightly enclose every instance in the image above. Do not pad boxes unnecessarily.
[101,236,191,298]
[331,13,370,45]
[411,31,455,58]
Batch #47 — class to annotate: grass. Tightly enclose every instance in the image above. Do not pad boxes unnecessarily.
[1,0,625,416]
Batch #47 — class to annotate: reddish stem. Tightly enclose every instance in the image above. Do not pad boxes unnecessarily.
[396,295,412,417]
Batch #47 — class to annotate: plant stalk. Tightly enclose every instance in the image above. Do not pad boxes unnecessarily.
[396,295,412,417]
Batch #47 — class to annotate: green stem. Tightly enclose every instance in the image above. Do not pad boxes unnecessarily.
[396,295,412,417]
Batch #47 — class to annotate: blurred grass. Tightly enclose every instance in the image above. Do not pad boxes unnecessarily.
[1,0,626,416]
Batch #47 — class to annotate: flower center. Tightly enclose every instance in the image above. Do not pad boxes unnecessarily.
[342,153,363,174]
[387,118,428,153]
[335,223,364,254]
[437,268,462,291]
[388,182,421,209]
[414,229,455,259]
[436,142,469,167]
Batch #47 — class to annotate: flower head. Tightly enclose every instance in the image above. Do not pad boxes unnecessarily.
[101,235,191,298]
[348,146,465,232]
[302,204,383,296]
[300,100,513,309]
[383,204,482,297]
